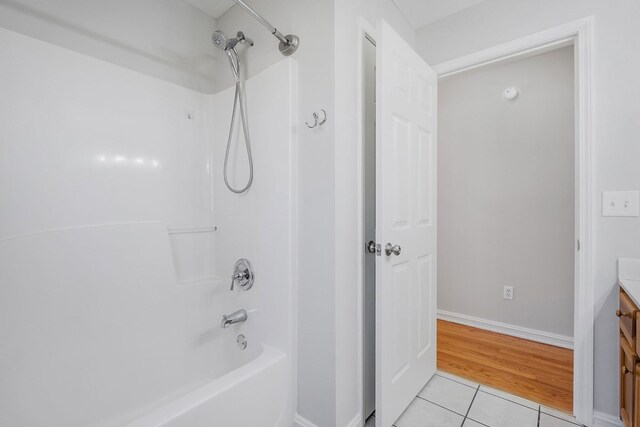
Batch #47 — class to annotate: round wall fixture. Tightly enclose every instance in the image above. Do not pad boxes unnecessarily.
[502,87,520,102]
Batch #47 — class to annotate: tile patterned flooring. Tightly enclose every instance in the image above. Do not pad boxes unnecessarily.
[364,371,583,427]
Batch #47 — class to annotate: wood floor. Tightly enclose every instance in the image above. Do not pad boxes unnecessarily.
[437,319,574,413]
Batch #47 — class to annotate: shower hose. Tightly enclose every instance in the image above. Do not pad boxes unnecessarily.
[223,78,253,194]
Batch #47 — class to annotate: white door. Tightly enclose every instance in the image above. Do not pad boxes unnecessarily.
[375,20,437,427]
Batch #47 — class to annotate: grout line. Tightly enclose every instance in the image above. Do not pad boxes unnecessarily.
[435,372,479,389]
[477,387,539,411]
[438,371,543,412]
[416,395,467,417]
[537,405,541,427]
[461,385,481,426]
[539,411,583,426]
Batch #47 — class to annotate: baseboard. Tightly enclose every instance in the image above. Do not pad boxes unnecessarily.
[346,414,363,427]
[593,411,623,427]
[295,413,362,427]
[437,310,574,349]
[294,414,318,427]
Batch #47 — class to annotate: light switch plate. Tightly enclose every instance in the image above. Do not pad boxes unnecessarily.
[602,191,639,217]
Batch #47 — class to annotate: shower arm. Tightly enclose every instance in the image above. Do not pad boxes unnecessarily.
[231,0,299,56]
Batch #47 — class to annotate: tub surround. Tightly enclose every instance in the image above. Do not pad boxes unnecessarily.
[0,25,296,427]
[619,258,640,307]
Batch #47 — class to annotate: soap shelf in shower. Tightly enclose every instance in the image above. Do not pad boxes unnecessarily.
[167,226,217,235]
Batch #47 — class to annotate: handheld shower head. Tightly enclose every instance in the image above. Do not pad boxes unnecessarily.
[212,30,239,51]
[212,30,254,83]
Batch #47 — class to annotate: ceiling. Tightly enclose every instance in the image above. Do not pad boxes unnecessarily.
[183,0,235,19]
[392,0,486,29]
[183,0,486,29]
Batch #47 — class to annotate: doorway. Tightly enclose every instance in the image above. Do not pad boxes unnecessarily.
[359,18,594,427]
[436,44,575,412]
[432,20,594,423]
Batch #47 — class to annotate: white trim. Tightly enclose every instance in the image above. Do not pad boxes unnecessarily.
[356,17,378,427]
[435,18,589,77]
[572,16,595,427]
[295,413,365,427]
[593,411,623,427]
[289,58,300,427]
[294,414,318,427]
[438,310,574,349]
[433,17,595,425]
[346,414,364,427]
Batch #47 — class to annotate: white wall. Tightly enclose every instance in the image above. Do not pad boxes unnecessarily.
[0,27,213,240]
[0,0,219,92]
[333,2,415,426]
[438,47,575,337]
[416,0,640,419]
[210,58,297,423]
[214,2,338,425]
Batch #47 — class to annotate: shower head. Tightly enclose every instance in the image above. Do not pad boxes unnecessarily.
[212,30,254,51]
[212,30,238,51]
[212,30,254,83]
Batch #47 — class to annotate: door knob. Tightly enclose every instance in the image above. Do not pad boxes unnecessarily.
[622,366,631,375]
[385,243,401,256]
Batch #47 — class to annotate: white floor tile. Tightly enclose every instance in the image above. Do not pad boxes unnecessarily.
[539,413,583,427]
[418,375,477,415]
[478,385,539,410]
[467,391,538,427]
[436,370,479,388]
[540,406,581,425]
[394,398,464,427]
[462,419,487,427]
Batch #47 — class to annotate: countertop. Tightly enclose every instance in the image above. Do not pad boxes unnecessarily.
[619,258,640,307]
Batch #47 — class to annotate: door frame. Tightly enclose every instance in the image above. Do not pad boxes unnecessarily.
[434,17,594,424]
[356,17,379,425]
[355,16,594,426]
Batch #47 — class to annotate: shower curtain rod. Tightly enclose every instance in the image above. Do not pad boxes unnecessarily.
[231,0,299,56]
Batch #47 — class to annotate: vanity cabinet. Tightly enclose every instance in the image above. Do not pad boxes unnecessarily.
[618,288,640,427]
[621,335,636,426]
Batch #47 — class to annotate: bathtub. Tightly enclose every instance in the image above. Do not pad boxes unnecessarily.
[126,345,289,427]
[0,223,293,427]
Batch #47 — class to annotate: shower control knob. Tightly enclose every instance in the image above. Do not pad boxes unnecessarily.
[230,258,255,291]
[385,243,401,256]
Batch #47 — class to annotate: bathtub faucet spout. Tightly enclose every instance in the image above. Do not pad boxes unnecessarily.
[221,309,248,328]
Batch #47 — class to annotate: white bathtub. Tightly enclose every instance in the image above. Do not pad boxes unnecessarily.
[126,345,289,427]
[0,224,293,427]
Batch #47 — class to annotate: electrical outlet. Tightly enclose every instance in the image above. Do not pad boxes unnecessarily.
[503,286,514,300]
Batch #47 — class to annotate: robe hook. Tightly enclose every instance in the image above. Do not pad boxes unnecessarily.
[306,109,327,128]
